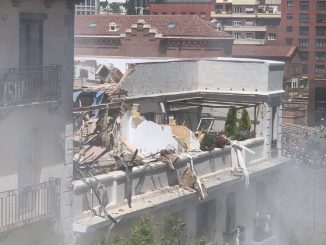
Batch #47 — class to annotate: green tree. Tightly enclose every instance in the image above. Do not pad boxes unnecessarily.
[109,2,122,13]
[125,0,136,15]
[225,106,238,139]
[129,214,155,245]
[238,108,251,140]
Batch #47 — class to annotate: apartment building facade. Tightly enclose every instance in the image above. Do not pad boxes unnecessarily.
[75,0,100,15]
[211,0,281,45]
[0,1,75,244]
[278,0,326,125]
[148,0,214,20]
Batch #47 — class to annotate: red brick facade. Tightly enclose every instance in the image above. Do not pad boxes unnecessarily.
[75,15,233,58]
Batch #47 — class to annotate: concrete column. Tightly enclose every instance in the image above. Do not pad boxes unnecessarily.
[62,123,74,245]
[264,104,273,160]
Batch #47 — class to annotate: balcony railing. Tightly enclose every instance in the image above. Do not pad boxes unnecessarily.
[223,226,245,245]
[0,179,60,233]
[0,65,62,107]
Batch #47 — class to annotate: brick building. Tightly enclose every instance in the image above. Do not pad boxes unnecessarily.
[232,45,308,125]
[74,15,233,58]
[148,1,214,20]
[278,0,326,125]
[211,0,281,46]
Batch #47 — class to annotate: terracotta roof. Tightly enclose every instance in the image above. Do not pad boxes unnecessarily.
[75,15,232,38]
[232,45,298,59]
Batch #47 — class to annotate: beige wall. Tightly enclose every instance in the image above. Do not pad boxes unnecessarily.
[0,0,74,190]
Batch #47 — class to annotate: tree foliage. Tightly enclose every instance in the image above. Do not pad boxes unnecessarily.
[225,106,238,139]
[125,0,136,15]
[238,108,251,140]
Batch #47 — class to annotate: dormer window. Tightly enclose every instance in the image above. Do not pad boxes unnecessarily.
[109,22,118,31]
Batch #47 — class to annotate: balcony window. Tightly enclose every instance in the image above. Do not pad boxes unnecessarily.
[316,27,326,36]
[300,51,309,61]
[268,33,276,40]
[234,7,241,13]
[316,39,326,48]
[317,1,326,10]
[315,87,326,112]
[299,39,309,48]
[245,21,254,26]
[0,179,60,232]
[0,65,62,107]
[233,32,241,39]
[287,14,293,20]
[316,52,326,61]
[317,14,326,23]
[299,14,309,23]
[245,33,254,39]
[300,1,309,10]
[316,65,325,74]
[245,8,254,14]
[299,26,309,36]
[233,20,241,26]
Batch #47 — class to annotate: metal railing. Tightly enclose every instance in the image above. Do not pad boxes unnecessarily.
[0,65,62,107]
[223,225,245,245]
[0,179,60,233]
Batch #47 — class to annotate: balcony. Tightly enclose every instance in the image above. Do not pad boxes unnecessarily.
[223,226,245,245]
[256,12,281,18]
[0,65,62,108]
[0,179,60,233]
[233,38,266,45]
[224,25,267,32]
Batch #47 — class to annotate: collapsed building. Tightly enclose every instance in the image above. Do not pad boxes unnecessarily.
[72,58,292,245]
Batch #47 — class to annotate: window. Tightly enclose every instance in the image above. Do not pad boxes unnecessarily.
[245,21,254,26]
[316,39,326,48]
[245,33,254,39]
[233,32,241,39]
[245,8,254,14]
[299,39,309,48]
[302,64,308,74]
[287,1,293,7]
[316,52,326,61]
[317,14,326,23]
[234,7,241,13]
[300,1,309,10]
[268,33,276,40]
[300,14,309,23]
[109,22,117,31]
[317,1,326,10]
[233,20,241,26]
[286,38,293,45]
[299,26,309,36]
[287,14,293,20]
[317,27,326,36]
[316,65,325,74]
[300,51,309,61]
[287,26,293,32]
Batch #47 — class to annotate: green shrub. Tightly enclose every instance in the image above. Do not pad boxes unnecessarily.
[225,106,238,139]
[238,109,251,140]
[200,132,216,151]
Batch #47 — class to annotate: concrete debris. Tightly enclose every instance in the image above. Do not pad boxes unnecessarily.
[159,149,179,170]
[179,167,208,200]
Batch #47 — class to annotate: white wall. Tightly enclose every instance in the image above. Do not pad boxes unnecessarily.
[121,59,284,97]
